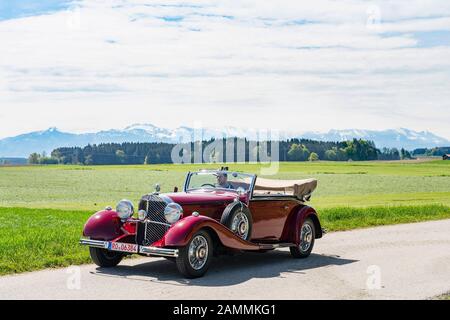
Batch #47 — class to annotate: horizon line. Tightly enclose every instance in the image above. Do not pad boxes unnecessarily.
[0,123,448,141]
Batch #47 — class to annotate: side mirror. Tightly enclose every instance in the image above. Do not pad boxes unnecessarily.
[173,186,179,193]
[154,184,161,193]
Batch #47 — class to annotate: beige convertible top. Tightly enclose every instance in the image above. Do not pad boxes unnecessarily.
[253,178,317,199]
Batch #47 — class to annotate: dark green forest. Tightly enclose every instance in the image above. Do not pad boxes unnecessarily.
[413,147,450,156]
[26,138,410,165]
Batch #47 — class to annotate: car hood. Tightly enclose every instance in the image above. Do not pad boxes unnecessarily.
[163,190,242,205]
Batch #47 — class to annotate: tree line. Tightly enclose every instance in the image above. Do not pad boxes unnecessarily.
[412,146,450,157]
[26,138,411,165]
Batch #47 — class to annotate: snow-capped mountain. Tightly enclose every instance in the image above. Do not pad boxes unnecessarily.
[0,124,448,157]
[300,128,449,150]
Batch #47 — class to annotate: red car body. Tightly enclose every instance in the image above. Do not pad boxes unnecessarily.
[80,170,323,278]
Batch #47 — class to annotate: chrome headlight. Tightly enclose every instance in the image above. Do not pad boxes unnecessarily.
[138,210,147,221]
[116,199,134,220]
[164,203,183,224]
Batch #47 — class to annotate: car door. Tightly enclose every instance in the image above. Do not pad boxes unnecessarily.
[248,197,299,241]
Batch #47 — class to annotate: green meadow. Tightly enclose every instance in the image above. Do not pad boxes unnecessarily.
[0,160,449,275]
[1,160,449,210]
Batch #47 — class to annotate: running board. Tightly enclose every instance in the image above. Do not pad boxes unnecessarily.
[258,242,296,250]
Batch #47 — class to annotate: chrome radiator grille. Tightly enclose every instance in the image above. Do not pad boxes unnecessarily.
[139,194,167,223]
[144,221,170,245]
[136,194,170,246]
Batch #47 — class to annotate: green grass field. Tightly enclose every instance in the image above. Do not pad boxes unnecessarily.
[0,160,449,275]
[1,160,449,210]
[0,208,91,275]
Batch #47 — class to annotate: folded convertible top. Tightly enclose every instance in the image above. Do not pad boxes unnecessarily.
[253,178,318,198]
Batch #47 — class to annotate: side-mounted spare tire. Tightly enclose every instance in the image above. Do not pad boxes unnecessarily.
[220,201,252,241]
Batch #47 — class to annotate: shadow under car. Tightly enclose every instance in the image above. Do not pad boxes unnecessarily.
[93,250,358,287]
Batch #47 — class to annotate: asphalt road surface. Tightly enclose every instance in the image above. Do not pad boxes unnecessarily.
[1,219,449,300]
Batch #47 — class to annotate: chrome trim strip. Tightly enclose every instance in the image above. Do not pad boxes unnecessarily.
[146,220,171,227]
[144,220,148,240]
[249,173,257,199]
[79,239,109,249]
[139,246,179,257]
[183,171,191,192]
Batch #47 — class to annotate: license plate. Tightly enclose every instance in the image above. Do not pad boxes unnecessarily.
[109,242,138,253]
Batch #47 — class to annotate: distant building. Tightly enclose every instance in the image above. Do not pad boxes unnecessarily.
[443,154,450,160]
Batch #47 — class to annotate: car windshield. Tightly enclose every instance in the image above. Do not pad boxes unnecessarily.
[186,171,255,193]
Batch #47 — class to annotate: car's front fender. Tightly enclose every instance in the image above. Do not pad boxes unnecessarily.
[158,215,261,250]
[83,209,123,241]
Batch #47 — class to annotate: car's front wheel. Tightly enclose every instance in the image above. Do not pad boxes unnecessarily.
[89,247,123,267]
[176,230,213,278]
[290,218,315,258]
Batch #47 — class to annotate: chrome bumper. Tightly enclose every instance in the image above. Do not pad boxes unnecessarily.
[79,238,109,249]
[79,238,179,258]
[139,246,178,257]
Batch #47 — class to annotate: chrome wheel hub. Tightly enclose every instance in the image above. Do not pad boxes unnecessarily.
[198,247,206,259]
[231,212,249,239]
[188,235,209,270]
[300,223,313,252]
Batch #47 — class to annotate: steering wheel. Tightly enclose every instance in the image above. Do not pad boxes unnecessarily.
[201,183,216,188]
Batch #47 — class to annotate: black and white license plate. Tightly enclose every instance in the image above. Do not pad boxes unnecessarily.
[109,242,138,253]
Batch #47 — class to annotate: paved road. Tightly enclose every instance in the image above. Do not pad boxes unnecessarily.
[1,219,449,300]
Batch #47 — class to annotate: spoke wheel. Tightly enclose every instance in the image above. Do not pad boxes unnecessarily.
[176,230,213,278]
[290,218,315,259]
[220,201,253,241]
[300,223,313,252]
[231,211,250,240]
[188,235,209,270]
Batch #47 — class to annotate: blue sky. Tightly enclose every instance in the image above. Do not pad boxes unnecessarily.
[0,0,450,139]
[0,1,73,21]
[416,30,450,47]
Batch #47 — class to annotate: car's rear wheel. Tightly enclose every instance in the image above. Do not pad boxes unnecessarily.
[220,202,252,241]
[176,230,213,278]
[89,247,124,267]
[290,218,315,258]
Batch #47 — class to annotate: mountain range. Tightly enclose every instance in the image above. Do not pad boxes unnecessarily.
[0,124,448,158]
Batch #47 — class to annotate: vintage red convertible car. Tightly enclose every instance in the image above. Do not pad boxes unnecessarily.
[80,169,323,278]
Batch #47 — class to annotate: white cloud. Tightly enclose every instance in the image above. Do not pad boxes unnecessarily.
[0,0,450,139]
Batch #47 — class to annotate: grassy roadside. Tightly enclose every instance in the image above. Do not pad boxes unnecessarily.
[320,204,450,231]
[1,205,450,276]
[434,292,450,300]
[0,208,92,275]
